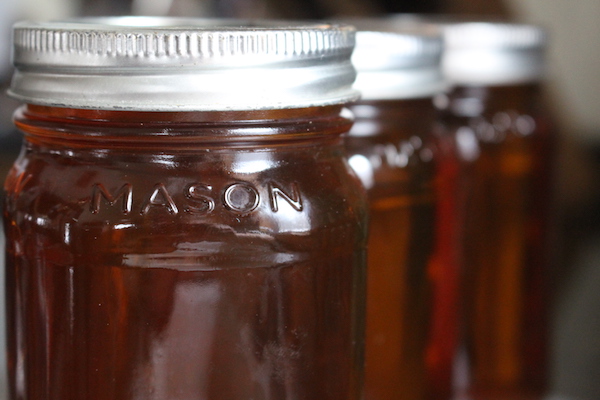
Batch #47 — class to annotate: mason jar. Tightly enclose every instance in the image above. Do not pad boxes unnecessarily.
[344,20,449,400]
[3,18,368,400]
[437,21,555,400]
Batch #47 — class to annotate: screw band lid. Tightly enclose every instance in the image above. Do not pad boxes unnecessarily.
[348,18,444,100]
[442,22,547,86]
[9,17,359,111]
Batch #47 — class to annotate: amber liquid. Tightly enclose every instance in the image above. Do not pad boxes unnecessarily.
[346,99,444,400]
[3,105,368,400]
[427,118,468,400]
[440,85,555,399]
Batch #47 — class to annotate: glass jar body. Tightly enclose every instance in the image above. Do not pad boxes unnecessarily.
[438,84,555,399]
[3,105,368,400]
[345,99,443,400]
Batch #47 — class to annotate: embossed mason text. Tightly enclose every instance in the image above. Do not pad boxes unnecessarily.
[90,181,303,215]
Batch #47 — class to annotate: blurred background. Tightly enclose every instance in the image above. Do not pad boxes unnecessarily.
[0,0,599,399]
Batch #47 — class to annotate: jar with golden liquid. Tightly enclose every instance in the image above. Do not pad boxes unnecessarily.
[3,18,368,400]
[345,21,449,400]
[438,22,555,400]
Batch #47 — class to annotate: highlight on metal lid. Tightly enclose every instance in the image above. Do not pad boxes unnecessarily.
[441,21,547,86]
[9,17,359,111]
[345,17,445,100]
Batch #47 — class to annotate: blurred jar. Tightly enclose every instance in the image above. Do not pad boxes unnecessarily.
[437,22,555,400]
[3,18,368,400]
[345,21,448,400]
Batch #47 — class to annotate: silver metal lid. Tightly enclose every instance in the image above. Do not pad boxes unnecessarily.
[347,18,444,100]
[9,17,359,111]
[441,22,547,86]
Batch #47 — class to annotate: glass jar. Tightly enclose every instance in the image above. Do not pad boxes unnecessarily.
[3,18,368,400]
[345,22,449,400]
[438,22,555,399]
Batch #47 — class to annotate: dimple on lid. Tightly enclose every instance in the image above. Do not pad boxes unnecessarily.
[9,17,359,111]
[441,21,547,86]
[347,18,445,100]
